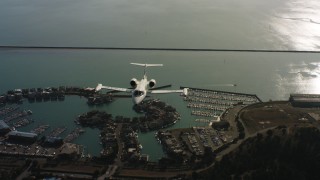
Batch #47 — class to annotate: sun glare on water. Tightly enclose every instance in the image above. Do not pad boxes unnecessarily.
[271,0,320,50]
[276,61,320,98]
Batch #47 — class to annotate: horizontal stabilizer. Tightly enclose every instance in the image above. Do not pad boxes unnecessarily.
[131,63,163,67]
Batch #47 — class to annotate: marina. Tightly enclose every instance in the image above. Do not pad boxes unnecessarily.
[191,110,217,117]
[182,87,261,125]
[188,103,228,111]
[195,119,218,123]
[183,87,261,117]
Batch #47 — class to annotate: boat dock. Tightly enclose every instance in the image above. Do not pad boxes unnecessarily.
[181,87,261,122]
[48,127,67,137]
[30,124,50,135]
[0,106,19,117]
[10,118,34,128]
[3,109,32,123]
[64,128,85,142]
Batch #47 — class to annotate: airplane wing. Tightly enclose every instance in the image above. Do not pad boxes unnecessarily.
[150,88,188,96]
[95,84,132,92]
[150,90,182,94]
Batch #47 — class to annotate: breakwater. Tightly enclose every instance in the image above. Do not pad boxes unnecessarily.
[1,45,320,53]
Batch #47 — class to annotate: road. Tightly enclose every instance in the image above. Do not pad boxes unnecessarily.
[16,161,33,180]
[98,123,123,179]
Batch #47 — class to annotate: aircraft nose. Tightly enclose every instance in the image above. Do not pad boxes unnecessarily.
[133,97,143,104]
[133,98,140,104]
[133,99,138,104]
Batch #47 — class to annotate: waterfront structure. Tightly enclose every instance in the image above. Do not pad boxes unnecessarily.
[0,95,6,104]
[0,120,10,135]
[140,154,149,162]
[43,136,64,147]
[290,94,320,107]
[183,87,261,128]
[7,131,37,143]
[57,143,82,160]
[212,121,230,130]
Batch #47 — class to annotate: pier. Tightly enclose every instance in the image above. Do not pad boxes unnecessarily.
[64,128,85,142]
[30,124,50,135]
[48,127,67,137]
[2,109,32,123]
[0,106,19,116]
[10,118,34,128]
[0,107,34,129]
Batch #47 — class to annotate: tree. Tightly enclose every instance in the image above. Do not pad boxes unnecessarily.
[192,171,198,180]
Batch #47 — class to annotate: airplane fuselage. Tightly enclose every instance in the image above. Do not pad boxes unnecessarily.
[132,75,148,104]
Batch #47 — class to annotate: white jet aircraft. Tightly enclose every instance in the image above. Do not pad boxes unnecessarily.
[95,63,188,104]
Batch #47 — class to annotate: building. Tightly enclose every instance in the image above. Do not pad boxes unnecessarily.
[0,95,6,103]
[57,143,82,160]
[43,136,63,147]
[140,154,149,162]
[212,121,230,130]
[290,94,320,107]
[0,120,11,136]
[7,131,37,143]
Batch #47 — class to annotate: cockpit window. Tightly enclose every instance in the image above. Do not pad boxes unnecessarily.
[133,90,144,97]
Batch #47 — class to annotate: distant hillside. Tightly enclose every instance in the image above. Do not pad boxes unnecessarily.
[200,125,320,180]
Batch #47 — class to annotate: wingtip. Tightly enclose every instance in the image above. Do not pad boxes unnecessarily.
[95,84,102,92]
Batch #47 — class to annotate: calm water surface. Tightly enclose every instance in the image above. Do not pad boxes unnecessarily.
[0,0,319,50]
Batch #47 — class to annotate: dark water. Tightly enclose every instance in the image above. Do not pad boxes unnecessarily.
[1,0,320,160]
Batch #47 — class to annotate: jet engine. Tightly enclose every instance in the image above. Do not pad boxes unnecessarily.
[130,78,138,88]
[148,79,156,88]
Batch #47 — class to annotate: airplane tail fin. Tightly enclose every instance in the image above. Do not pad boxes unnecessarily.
[130,63,163,76]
